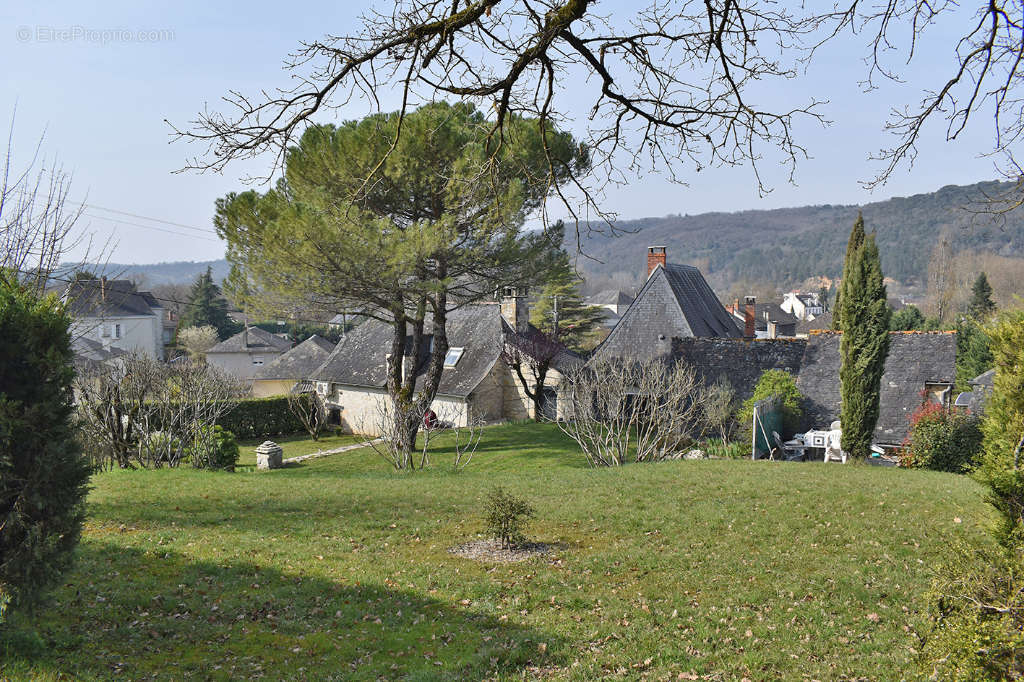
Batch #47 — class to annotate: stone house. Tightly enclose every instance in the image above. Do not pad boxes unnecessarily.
[310,292,577,435]
[589,246,741,363]
[251,334,335,398]
[671,330,958,448]
[64,277,165,360]
[206,326,293,382]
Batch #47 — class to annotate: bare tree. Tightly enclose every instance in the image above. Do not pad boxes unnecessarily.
[75,352,243,469]
[1,117,98,293]
[704,379,737,445]
[557,358,710,466]
[927,235,956,323]
[501,327,566,421]
[287,381,327,441]
[177,3,1024,225]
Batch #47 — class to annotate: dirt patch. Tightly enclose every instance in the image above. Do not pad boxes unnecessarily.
[448,539,557,563]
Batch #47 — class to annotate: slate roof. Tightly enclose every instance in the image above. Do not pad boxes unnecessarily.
[731,303,799,333]
[592,263,740,362]
[206,326,293,355]
[586,289,634,307]
[502,324,585,375]
[256,335,335,380]
[312,304,506,398]
[64,279,161,318]
[796,311,833,334]
[796,331,957,444]
[671,337,806,403]
[970,369,995,389]
[71,337,127,369]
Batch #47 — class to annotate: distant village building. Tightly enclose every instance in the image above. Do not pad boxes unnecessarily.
[725,299,798,338]
[251,334,335,398]
[64,277,166,360]
[205,327,293,382]
[585,289,634,328]
[781,292,824,322]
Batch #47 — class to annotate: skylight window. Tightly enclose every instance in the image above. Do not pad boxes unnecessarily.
[444,347,464,368]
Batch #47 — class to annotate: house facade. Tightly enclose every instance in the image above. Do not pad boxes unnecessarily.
[64,277,165,360]
[310,292,577,435]
[781,292,824,321]
[251,334,335,398]
[206,327,293,382]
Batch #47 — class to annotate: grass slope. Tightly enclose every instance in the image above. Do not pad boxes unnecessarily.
[2,423,990,680]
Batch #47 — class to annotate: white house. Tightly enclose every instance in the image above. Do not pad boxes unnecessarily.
[205,327,293,382]
[64,277,165,360]
[781,292,824,322]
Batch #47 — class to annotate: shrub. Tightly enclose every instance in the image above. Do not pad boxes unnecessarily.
[217,396,309,439]
[0,277,91,621]
[900,402,983,473]
[484,487,535,549]
[138,430,183,466]
[737,369,803,440]
[189,425,240,471]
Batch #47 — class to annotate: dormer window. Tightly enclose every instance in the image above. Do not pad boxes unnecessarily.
[444,347,464,368]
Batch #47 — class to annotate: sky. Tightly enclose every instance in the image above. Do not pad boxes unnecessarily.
[0,1,1000,264]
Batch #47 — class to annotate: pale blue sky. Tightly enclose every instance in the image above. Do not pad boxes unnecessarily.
[1,1,997,264]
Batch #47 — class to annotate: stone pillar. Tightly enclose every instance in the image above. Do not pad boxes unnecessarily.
[255,441,283,470]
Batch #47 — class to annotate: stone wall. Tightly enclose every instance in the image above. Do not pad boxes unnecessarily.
[671,337,807,402]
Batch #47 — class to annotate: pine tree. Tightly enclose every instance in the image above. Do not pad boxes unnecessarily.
[968,271,996,320]
[179,266,237,340]
[832,214,865,332]
[529,255,605,352]
[838,216,891,460]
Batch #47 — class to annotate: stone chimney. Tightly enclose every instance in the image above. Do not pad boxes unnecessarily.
[499,286,529,333]
[744,296,756,338]
[647,246,667,278]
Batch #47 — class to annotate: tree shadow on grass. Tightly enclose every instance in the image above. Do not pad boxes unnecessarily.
[3,542,565,680]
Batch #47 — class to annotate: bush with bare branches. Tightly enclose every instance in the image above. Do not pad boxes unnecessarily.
[287,381,326,441]
[557,359,710,466]
[75,352,243,469]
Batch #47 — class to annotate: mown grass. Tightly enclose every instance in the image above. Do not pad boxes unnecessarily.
[235,432,367,467]
[2,423,991,680]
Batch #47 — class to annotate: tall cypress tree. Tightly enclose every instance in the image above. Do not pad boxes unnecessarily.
[179,266,236,340]
[838,216,891,460]
[832,213,865,332]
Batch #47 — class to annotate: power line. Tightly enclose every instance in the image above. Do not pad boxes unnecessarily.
[81,211,222,243]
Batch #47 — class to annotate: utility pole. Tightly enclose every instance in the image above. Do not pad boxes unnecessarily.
[552,294,559,338]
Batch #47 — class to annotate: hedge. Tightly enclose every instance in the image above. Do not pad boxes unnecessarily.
[217,395,310,440]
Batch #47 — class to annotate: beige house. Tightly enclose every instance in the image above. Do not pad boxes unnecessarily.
[251,334,335,398]
[310,292,579,435]
[206,327,293,382]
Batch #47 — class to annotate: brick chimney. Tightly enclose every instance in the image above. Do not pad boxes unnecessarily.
[647,246,667,278]
[744,296,756,338]
[499,286,529,333]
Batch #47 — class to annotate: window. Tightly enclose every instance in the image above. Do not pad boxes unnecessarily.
[252,356,264,366]
[444,347,464,368]
[114,323,122,339]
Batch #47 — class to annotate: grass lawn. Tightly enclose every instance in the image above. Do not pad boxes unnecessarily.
[236,432,368,467]
[2,423,991,680]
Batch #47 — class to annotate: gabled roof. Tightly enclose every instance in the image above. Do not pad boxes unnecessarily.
[312,304,505,398]
[501,322,585,375]
[64,279,161,318]
[71,336,128,369]
[586,289,634,307]
[256,334,335,380]
[731,303,799,331]
[796,331,957,443]
[206,326,293,354]
[592,263,740,362]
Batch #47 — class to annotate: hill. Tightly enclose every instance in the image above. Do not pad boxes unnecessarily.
[576,180,1024,293]
[62,259,231,286]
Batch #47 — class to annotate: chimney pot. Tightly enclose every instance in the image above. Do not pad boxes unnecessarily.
[744,296,756,338]
[646,246,667,278]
